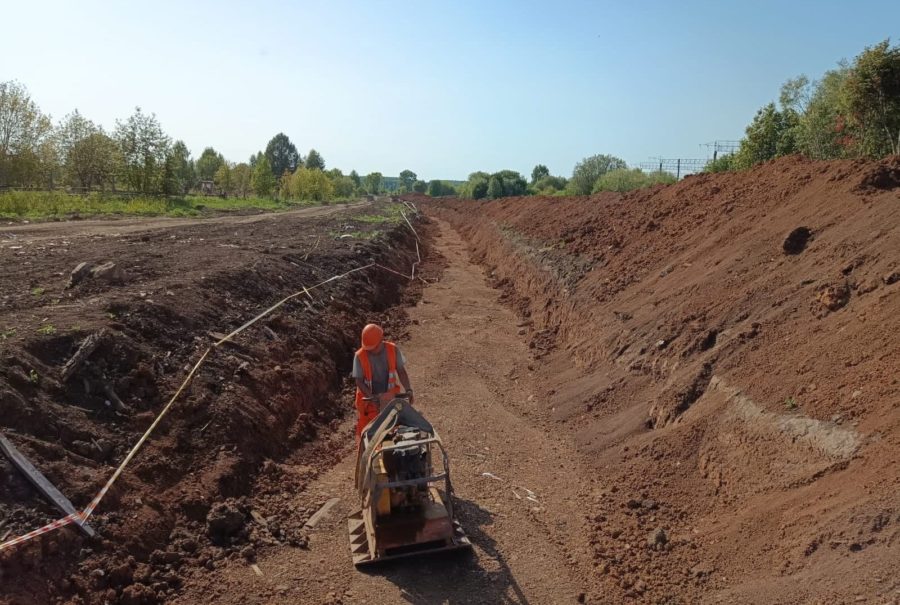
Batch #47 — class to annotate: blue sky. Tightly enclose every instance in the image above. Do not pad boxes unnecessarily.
[2,0,897,180]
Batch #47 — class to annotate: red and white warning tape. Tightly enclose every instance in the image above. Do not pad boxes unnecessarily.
[0,207,422,553]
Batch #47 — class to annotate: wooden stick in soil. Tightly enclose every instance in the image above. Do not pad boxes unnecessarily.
[60,329,107,382]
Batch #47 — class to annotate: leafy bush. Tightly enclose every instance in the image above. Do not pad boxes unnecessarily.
[592,168,674,193]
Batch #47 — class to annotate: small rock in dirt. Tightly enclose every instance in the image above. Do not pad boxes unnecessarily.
[91,261,125,284]
[207,500,246,539]
[691,562,714,578]
[120,582,158,605]
[323,591,343,605]
[289,531,309,549]
[817,283,850,312]
[641,499,658,510]
[857,278,880,294]
[178,538,198,553]
[883,271,900,285]
[241,545,256,561]
[648,527,668,549]
[107,561,135,587]
[783,226,812,255]
[577,592,586,603]
[149,550,181,565]
[626,499,642,509]
[68,262,94,288]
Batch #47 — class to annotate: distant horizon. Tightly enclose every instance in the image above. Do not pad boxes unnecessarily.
[3,0,898,181]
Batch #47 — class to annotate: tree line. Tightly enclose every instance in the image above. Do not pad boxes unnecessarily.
[707,39,900,173]
[0,84,448,202]
[455,156,675,200]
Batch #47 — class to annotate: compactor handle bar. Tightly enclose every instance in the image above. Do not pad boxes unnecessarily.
[362,392,411,403]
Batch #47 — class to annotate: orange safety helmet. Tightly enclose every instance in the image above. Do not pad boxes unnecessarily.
[361,323,384,351]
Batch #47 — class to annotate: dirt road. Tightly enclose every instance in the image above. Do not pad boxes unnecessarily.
[0,201,370,244]
[172,219,597,605]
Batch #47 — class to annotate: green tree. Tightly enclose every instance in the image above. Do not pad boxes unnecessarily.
[114,107,170,194]
[487,175,503,199]
[264,133,299,177]
[305,148,325,170]
[58,111,120,190]
[531,164,550,184]
[570,154,627,195]
[494,170,528,196]
[332,174,356,198]
[704,154,737,173]
[232,163,252,198]
[461,171,491,199]
[252,155,276,196]
[592,168,673,192]
[163,140,194,195]
[844,39,900,156]
[800,67,852,159]
[349,169,361,188]
[413,180,428,193]
[285,167,334,201]
[364,171,383,194]
[213,163,233,196]
[733,103,799,169]
[533,175,567,193]
[73,133,120,190]
[0,80,53,187]
[196,147,224,181]
[399,169,417,192]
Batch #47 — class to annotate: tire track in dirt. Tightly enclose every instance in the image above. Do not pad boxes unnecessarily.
[172,218,597,605]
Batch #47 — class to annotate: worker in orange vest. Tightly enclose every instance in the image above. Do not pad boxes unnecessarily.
[351,323,414,438]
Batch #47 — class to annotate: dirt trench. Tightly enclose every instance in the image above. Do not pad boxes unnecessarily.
[170,218,597,605]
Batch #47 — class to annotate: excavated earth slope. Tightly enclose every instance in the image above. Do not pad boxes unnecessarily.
[429,156,900,604]
[0,202,428,604]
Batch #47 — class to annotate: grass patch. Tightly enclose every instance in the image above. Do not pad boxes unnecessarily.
[37,324,56,336]
[0,328,16,340]
[31,287,45,297]
[0,191,324,220]
[355,202,407,225]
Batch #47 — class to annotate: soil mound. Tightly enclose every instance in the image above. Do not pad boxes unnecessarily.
[429,155,900,603]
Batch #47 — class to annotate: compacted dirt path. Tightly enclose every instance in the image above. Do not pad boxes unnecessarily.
[173,219,598,604]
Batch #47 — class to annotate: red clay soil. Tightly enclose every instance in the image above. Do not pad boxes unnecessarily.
[428,155,900,604]
[1,156,898,605]
[0,202,429,604]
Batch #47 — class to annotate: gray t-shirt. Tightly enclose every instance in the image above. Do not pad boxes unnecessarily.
[351,346,406,394]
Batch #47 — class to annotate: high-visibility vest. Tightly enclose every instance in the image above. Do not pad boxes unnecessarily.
[353,342,402,437]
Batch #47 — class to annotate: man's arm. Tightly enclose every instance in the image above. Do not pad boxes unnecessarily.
[397,366,414,405]
[355,377,373,398]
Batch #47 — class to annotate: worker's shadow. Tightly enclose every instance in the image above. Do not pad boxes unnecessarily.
[368,497,530,605]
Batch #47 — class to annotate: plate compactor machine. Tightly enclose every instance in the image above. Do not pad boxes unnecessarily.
[349,395,472,566]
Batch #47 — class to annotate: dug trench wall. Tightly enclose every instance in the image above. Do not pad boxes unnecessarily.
[0,207,429,604]
[427,156,900,603]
